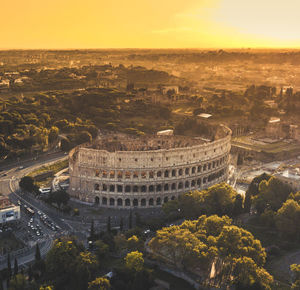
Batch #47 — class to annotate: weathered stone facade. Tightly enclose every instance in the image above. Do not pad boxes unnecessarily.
[69,125,232,208]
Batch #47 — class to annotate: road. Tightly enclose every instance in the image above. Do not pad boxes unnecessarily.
[0,152,69,270]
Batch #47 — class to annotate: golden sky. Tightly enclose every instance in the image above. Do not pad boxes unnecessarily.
[1,0,300,49]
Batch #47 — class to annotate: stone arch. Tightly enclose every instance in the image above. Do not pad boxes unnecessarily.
[157,171,162,178]
[172,169,176,177]
[164,184,169,191]
[156,197,161,205]
[102,184,107,191]
[197,165,201,172]
[185,168,189,175]
[109,185,115,192]
[171,196,175,200]
[171,183,176,190]
[149,198,154,206]
[164,196,168,203]
[133,199,138,207]
[197,178,201,186]
[109,198,115,206]
[125,198,130,206]
[203,164,207,171]
[185,180,190,188]
[178,169,183,176]
[178,182,183,189]
[156,184,162,192]
[102,197,107,205]
[117,198,123,206]
[164,170,169,178]
[94,184,100,191]
[95,196,100,204]
[125,185,131,193]
[133,185,139,193]
[192,167,196,174]
[149,185,154,192]
[141,199,146,206]
[141,185,147,193]
[191,180,196,187]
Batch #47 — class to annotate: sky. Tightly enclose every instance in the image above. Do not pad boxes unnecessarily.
[1,0,300,49]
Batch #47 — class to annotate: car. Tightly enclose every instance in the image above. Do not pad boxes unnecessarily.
[37,211,42,215]
[27,222,31,227]
[18,166,24,170]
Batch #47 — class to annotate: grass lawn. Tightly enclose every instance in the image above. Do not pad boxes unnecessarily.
[28,159,68,178]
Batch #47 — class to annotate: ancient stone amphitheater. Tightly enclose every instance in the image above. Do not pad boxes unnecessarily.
[69,125,231,208]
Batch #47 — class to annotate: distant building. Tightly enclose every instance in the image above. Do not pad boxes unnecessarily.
[162,86,179,95]
[0,196,20,224]
[275,168,300,191]
[265,117,282,139]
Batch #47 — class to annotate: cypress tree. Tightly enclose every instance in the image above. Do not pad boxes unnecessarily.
[35,243,41,261]
[7,253,11,280]
[107,216,111,232]
[120,217,124,231]
[129,210,133,229]
[90,220,95,240]
[28,265,33,281]
[13,258,18,276]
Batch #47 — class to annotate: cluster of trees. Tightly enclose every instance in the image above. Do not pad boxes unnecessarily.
[149,215,273,289]
[163,183,244,220]
[246,174,300,240]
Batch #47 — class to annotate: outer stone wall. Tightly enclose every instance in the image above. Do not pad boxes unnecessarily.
[69,125,232,208]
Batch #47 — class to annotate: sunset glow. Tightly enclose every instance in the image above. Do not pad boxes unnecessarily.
[1,0,300,48]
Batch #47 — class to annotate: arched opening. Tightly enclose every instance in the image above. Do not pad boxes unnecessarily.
[95,196,100,204]
[133,199,138,207]
[141,199,146,206]
[109,198,115,206]
[125,199,130,206]
[178,182,183,189]
[191,180,196,187]
[197,166,201,172]
[192,167,196,174]
[141,185,147,193]
[203,164,207,171]
[117,198,123,206]
[133,186,138,193]
[178,169,183,176]
[185,168,189,175]
[149,185,154,192]
[109,185,115,192]
[171,183,176,190]
[164,184,169,191]
[157,171,162,178]
[94,184,100,191]
[102,184,107,191]
[156,184,162,192]
[164,170,169,178]
[156,197,161,205]
[125,185,131,193]
[197,178,201,186]
[164,196,168,203]
[185,181,189,188]
[110,171,115,178]
[117,185,123,193]
[102,197,107,205]
[172,169,176,177]
[149,198,154,206]
[203,177,207,184]
[117,171,123,179]
[149,171,154,178]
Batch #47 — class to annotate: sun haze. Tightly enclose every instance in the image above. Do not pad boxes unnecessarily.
[1,0,300,48]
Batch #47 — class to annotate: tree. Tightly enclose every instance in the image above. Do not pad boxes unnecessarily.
[48,126,59,144]
[90,220,95,241]
[8,274,26,290]
[7,253,11,280]
[35,243,41,261]
[125,251,144,272]
[107,216,111,232]
[88,277,110,290]
[129,211,133,229]
[291,264,300,290]
[119,217,124,231]
[19,176,35,192]
[94,240,109,261]
[13,258,18,276]
[127,235,141,251]
[275,199,300,240]
[232,257,273,290]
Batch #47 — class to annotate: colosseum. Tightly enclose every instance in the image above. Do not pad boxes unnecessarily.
[68,125,231,208]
